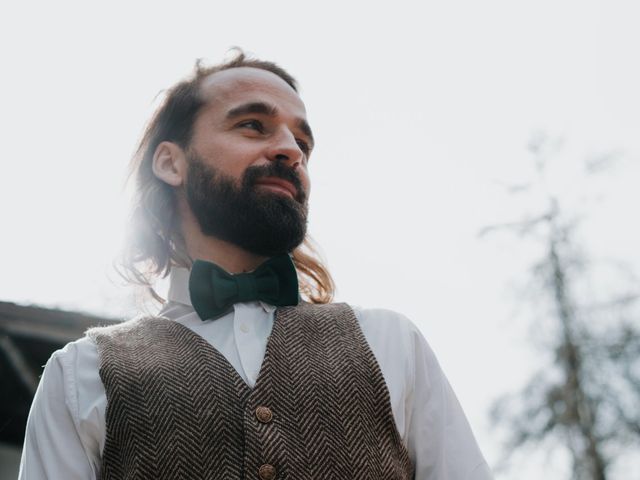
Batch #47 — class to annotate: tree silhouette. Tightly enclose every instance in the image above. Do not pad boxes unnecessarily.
[482,135,640,479]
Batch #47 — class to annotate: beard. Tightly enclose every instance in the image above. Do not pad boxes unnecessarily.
[184,151,308,257]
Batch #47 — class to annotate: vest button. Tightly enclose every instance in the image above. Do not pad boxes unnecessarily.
[255,406,273,423]
[258,463,276,480]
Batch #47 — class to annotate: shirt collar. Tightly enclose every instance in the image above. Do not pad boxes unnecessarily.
[166,267,277,314]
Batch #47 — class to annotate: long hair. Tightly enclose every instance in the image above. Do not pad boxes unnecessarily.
[118,50,335,304]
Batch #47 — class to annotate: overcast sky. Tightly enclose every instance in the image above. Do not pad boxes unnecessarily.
[2,1,639,477]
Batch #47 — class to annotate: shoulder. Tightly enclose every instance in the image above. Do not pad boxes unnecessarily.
[351,306,418,331]
[349,305,444,386]
[26,334,107,474]
[33,333,102,423]
[350,305,423,379]
[350,305,423,349]
[85,315,173,344]
[299,302,419,333]
[48,334,100,372]
[86,316,147,338]
[351,305,437,356]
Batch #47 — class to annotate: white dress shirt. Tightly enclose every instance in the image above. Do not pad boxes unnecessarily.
[19,267,492,479]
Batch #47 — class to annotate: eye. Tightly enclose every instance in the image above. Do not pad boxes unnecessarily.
[238,119,264,132]
[296,138,311,155]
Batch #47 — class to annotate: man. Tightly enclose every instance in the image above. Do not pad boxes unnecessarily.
[19,51,492,479]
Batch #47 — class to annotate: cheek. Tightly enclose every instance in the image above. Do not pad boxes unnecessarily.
[206,143,258,176]
[299,168,311,194]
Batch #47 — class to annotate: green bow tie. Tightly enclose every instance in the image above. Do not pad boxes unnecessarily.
[188,254,299,321]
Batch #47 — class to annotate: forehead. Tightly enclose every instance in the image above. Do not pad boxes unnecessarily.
[199,67,307,117]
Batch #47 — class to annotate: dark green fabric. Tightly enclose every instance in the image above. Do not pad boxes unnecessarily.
[189,254,299,320]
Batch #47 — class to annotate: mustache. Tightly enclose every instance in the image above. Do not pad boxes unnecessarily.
[243,162,307,203]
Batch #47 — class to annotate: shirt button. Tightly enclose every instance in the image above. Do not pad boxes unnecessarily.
[258,464,276,480]
[240,324,249,333]
[255,406,273,423]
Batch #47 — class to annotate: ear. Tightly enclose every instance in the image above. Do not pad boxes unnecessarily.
[152,141,187,187]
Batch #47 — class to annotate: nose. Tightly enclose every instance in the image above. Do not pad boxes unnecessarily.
[266,127,304,169]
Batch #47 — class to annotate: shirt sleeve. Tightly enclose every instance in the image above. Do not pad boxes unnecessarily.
[18,349,97,480]
[406,324,493,480]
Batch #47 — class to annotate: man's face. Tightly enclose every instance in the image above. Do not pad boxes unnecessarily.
[182,67,314,256]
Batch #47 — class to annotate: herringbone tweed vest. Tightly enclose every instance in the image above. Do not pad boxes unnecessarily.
[89,302,414,480]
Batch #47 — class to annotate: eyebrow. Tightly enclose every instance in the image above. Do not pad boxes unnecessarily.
[226,101,278,119]
[226,101,315,149]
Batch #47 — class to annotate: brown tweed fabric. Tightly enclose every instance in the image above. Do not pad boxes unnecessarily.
[89,302,414,480]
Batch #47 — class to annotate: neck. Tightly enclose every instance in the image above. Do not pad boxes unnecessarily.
[178,199,269,274]
[187,235,269,274]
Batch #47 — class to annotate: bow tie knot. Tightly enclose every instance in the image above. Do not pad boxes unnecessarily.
[189,254,299,321]
[234,273,263,302]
